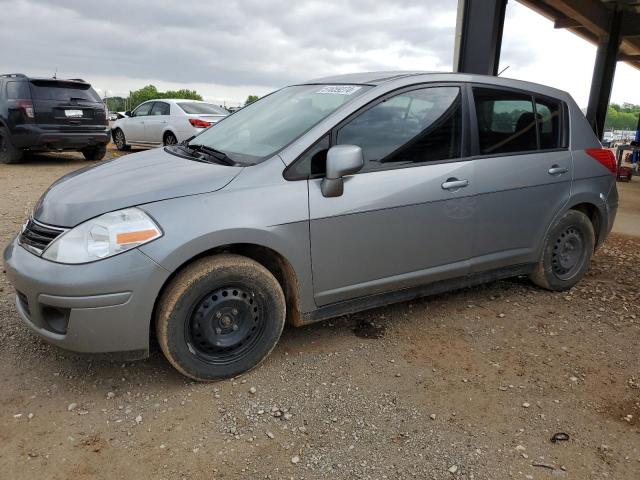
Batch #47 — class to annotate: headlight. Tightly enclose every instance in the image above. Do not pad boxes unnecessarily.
[42,208,162,264]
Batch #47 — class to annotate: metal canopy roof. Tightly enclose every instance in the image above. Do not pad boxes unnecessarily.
[518,0,640,69]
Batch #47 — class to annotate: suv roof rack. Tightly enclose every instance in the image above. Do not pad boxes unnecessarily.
[0,73,27,79]
[68,78,86,82]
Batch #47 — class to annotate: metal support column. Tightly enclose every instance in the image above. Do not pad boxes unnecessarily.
[586,8,623,140]
[454,0,508,76]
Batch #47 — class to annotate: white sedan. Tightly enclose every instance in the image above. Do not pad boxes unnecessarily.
[111,99,228,150]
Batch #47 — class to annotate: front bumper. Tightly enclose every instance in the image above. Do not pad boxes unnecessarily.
[11,124,110,151]
[3,236,169,355]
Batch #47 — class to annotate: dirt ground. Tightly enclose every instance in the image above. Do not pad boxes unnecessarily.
[0,147,639,480]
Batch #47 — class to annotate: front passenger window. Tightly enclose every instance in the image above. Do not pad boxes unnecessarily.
[336,87,462,172]
[133,103,153,117]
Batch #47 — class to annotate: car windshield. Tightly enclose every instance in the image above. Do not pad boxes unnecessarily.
[188,84,371,164]
[178,102,228,115]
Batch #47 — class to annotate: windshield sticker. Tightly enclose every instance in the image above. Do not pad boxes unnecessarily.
[315,85,362,95]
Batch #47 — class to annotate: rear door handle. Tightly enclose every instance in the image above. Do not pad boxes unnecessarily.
[548,165,568,175]
[441,178,469,190]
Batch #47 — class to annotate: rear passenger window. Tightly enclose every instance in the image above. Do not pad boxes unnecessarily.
[151,102,170,116]
[337,86,462,172]
[535,98,562,149]
[6,81,30,99]
[473,88,537,155]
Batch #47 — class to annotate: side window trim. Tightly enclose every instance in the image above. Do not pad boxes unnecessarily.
[468,83,568,158]
[284,82,472,181]
[133,101,153,117]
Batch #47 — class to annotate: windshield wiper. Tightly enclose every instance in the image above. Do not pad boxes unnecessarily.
[170,143,235,166]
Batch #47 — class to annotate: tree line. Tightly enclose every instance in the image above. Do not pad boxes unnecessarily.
[605,103,640,131]
[104,85,261,113]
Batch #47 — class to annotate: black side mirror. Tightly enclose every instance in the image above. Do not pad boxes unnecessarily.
[125,110,132,117]
[321,145,364,197]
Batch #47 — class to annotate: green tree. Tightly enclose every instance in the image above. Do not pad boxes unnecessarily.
[605,103,640,131]
[245,95,259,106]
[127,85,204,111]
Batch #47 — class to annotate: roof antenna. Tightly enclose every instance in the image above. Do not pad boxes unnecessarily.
[53,67,57,79]
[498,65,510,76]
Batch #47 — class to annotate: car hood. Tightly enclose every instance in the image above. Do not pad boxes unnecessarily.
[33,148,243,227]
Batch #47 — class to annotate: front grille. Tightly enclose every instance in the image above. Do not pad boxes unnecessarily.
[19,218,66,255]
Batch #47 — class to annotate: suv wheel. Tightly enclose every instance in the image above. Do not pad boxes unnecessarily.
[0,126,24,164]
[82,145,107,161]
[530,210,595,291]
[163,132,177,146]
[113,128,130,151]
[156,254,286,381]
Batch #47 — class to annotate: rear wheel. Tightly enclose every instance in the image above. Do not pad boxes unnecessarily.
[81,145,107,161]
[530,210,594,291]
[163,131,177,146]
[156,254,286,381]
[113,128,130,151]
[0,126,24,164]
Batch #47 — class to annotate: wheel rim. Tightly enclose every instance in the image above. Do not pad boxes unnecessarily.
[165,134,176,145]
[551,226,585,280]
[185,286,266,365]
[115,130,124,148]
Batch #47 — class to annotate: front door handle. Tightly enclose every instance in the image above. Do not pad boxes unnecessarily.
[548,165,568,175]
[441,178,469,190]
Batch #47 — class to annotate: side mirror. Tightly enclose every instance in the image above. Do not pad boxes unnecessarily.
[124,110,132,117]
[321,145,364,197]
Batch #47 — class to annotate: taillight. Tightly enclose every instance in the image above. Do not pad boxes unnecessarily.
[189,118,211,128]
[16,100,34,119]
[586,148,616,175]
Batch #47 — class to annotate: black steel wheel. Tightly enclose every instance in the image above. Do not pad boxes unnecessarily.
[530,209,594,291]
[186,286,267,365]
[156,254,286,381]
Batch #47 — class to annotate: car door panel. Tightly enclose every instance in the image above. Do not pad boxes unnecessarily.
[144,102,170,143]
[469,87,573,272]
[126,102,153,142]
[470,150,572,271]
[309,161,475,306]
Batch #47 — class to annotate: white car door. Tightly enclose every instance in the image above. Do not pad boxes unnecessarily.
[145,101,170,143]
[126,102,153,142]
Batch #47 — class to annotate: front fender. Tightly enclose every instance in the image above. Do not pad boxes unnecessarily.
[137,171,315,312]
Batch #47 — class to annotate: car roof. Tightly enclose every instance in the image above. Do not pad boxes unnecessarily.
[300,71,571,101]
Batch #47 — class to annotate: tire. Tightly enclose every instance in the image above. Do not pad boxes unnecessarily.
[0,126,24,164]
[530,210,595,291]
[163,131,177,146]
[113,128,130,151]
[81,145,107,161]
[156,254,286,381]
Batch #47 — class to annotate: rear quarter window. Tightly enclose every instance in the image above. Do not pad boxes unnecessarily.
[6,81,30,99]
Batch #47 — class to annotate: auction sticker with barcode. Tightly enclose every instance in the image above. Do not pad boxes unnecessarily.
[315,85,362,95]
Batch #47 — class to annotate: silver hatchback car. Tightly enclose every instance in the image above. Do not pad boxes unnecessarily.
[4,72,618,380]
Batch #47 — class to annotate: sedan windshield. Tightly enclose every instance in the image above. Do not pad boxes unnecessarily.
[189,84,371,164]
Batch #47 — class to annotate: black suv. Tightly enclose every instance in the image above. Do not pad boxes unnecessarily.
[0,74,110,163]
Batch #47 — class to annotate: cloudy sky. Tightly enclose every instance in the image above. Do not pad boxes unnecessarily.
[1,0,638,108]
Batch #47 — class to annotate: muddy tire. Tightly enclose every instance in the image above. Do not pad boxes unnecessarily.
[0,126,23,164]
[156,254,286,381]
[82,145,107,161]
[530,210,594,291]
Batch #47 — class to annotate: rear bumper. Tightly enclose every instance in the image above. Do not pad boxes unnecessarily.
[10,124,110,150]
[3,235,169,355]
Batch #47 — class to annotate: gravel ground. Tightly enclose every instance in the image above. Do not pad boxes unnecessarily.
[0,147,639,479]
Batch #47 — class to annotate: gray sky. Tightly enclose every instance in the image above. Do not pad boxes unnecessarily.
[1,0,638,107]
